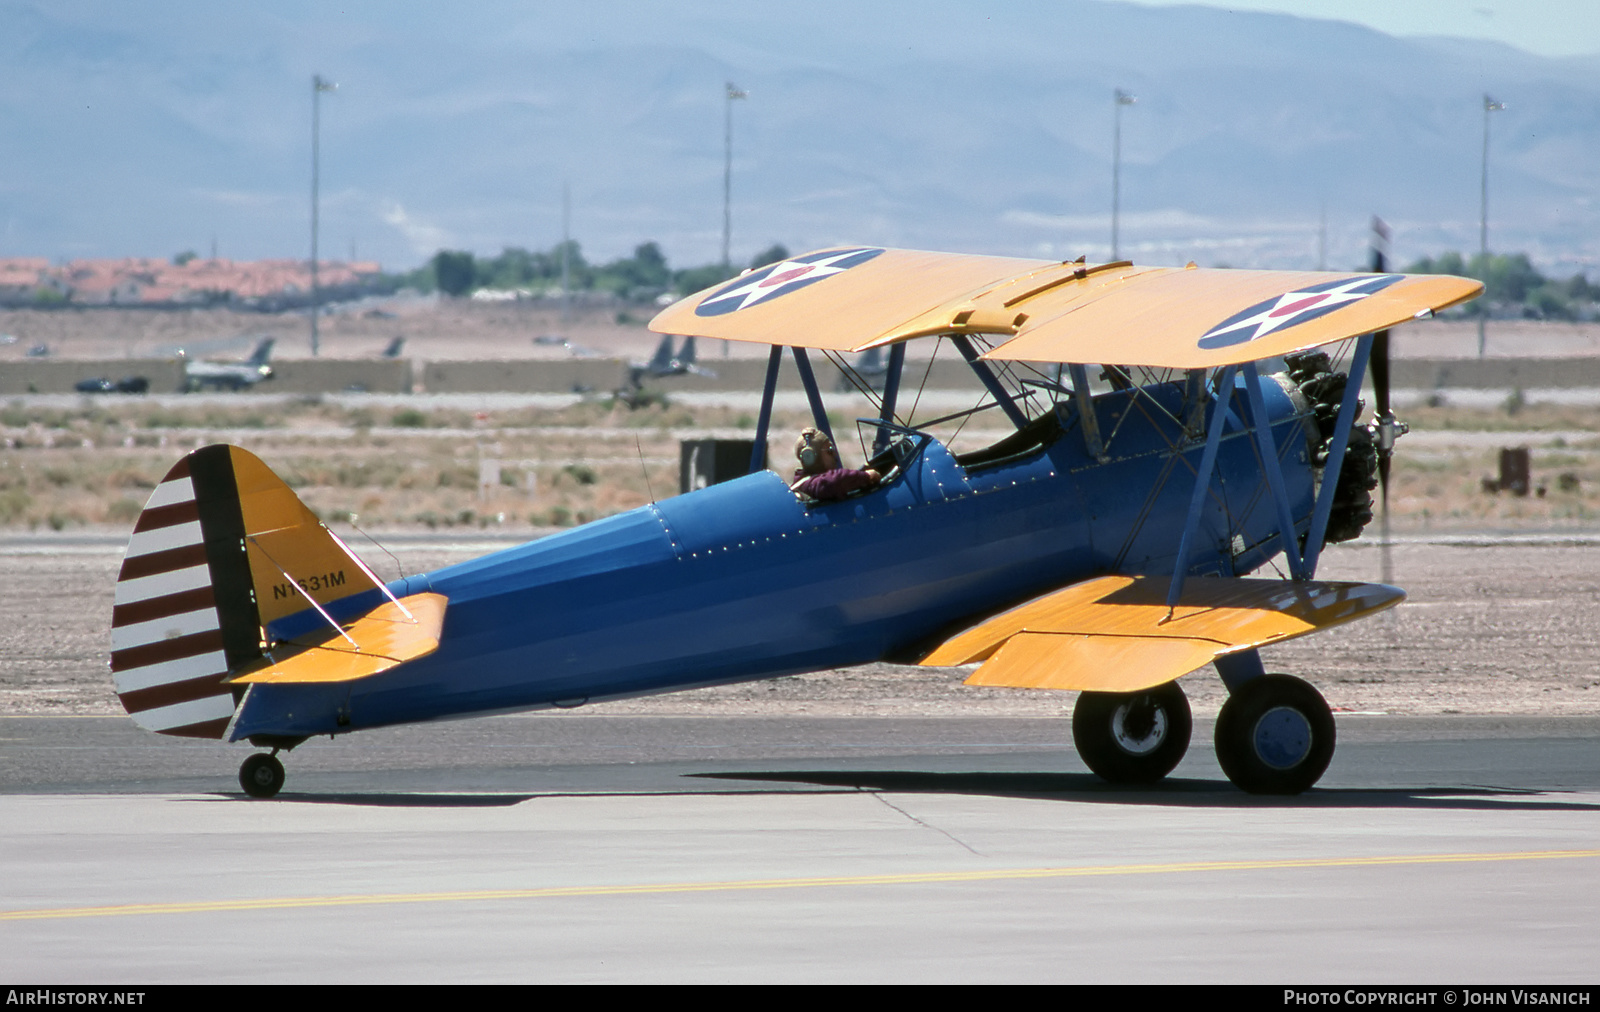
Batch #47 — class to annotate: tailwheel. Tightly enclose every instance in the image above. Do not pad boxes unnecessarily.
[1214,674,1335,795]
[239,752,286,799]
[1072,681,1192,784]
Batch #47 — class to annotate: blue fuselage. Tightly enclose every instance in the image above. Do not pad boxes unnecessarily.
[232,377,1315,740]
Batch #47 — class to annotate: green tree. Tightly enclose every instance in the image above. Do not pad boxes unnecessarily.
[1403,251,1467,277]
[1404,251,1546,316]
[1470,252,1544,304]
[1527,286,1574,320]
[549,240,591,290]
[629,242,670,288]
[432,250,477,297]
[601,242,671,294]
[748,244,790,269]
[478,247,538,289]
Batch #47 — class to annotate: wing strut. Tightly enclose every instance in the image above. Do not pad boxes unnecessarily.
[791,347,833,442]
[872,342,907,455]
[1066,364,1106,460]
[1301,333,1374,576]
[749,344,783,475]
[950,334,1030,430]
[1166,365,1237,611]
[1241,361,1307,581]
[1183,369,1207,437]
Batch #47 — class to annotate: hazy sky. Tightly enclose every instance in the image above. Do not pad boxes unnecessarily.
[30,1,1600,60]
[1127,0,1600,57]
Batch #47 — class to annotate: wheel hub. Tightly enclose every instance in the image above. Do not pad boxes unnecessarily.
[1112,698,1168,756]
[1252,706,1313,769]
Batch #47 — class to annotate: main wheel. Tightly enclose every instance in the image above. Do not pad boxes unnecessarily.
[1072,682,1192,784]
[1214,674,1335,795]
[239,753,285,799]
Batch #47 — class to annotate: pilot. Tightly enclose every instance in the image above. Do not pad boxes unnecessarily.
[790,427,881,502]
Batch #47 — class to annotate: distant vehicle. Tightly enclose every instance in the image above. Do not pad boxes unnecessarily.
[75,376,149,394]
[534,334,602,359]
[628,334,715,386]
[26,344,48,357]
[184,338,275,391]
[381,337,405,358]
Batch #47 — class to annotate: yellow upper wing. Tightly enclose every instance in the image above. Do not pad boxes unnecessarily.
[981,265,1479,370]
[648,247,1482,369]
[649,247,1051,352]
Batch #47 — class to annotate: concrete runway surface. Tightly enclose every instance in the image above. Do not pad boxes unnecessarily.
[3,713,1599,984]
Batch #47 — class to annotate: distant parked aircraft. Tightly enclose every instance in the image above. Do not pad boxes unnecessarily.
[629,334,715,386]
[75,376,149,394]
[185,338,275,392]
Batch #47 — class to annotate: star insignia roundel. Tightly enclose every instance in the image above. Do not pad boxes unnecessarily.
[695,247,884,317]
[1197,274,1405,350]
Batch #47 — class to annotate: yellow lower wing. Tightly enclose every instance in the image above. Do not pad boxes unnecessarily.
[921,576,1403,693]
[229,592,447,685]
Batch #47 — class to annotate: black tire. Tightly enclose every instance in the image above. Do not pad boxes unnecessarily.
[1214,674,1335,795]
[1072,682,1192,784]
[239,753,285,799]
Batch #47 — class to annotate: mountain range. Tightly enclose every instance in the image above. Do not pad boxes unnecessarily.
[2,0,1596,275]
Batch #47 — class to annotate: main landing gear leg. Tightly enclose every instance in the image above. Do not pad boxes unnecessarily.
[1213,673,1336,795]
[239,750,286,799]
[1072,681,1192,784]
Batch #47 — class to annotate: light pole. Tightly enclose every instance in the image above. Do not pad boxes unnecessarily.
[560,181,571,332]
[722,82,747,273]
[1112,88,1136,262]
[1478,94,1505,359]
[310,74,337,357]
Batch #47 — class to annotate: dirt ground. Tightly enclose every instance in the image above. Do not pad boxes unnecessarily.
[3,537,1596,720]
[5,392,1600,534]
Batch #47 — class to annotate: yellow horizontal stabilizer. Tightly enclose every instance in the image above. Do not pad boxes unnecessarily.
[648,247,1480,369]
[922,576,1403,692]
[229,592,447,685]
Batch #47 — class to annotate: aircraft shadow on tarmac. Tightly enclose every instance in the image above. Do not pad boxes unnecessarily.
[690,770,1600,812]
[184,769,1598,811]
[196,793,538,808]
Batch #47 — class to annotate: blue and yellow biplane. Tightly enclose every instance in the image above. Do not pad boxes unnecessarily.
[108,248,1480,797]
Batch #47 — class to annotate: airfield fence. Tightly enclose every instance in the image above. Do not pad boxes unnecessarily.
[3,356,1598,397]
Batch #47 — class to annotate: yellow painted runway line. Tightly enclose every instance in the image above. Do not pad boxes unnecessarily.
[4,849,1599,922]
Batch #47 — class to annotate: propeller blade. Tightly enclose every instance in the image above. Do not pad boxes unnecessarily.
[1369,226,1395,584]
[1372,327,1392,491]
